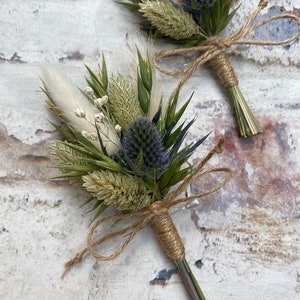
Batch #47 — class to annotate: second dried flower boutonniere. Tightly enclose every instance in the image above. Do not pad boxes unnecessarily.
[42,47,233,299]
[119,0,300,138]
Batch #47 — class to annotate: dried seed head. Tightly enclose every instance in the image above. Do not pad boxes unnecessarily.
[108,73,143,129]
[139,1,201,40]
[82,171,154,211]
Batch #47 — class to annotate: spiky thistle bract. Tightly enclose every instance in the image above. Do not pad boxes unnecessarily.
[42,48,207,221]
[122,117,170,178]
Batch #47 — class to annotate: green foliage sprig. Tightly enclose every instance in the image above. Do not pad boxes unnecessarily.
[42,48,208,221]
[118,0,237,46]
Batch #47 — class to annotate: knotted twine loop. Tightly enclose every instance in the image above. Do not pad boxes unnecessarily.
[152,0,300,96]
[62,138,234,279]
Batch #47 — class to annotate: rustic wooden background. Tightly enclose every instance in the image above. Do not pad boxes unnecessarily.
[1,1,300,299]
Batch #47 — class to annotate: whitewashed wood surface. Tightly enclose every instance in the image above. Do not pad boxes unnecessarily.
[1,1,300,299]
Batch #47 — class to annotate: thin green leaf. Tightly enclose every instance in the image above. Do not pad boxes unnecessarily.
[62,140,103,160]
[165,89,180,128]
[214,0,221,22]
[137,48,152,92]
[152,107,161,124]
[63,142,123,172]
[166,166,191,188]
[51,171,85,179]
[87,200,104,212]
[54,164,96,173]
[223,6,239,30]
[67,126,101,150]
[49,122,74,141]
[90,203,108,224]
[172,93,193,126]
[99,53,108,90]
[164,122,184,149]
[85,65,107,97]
[137,73,150,113]
[180,133,210,159]
[159,158,186,191]
[116,1,141,11]
[202,14,212,36]
[79,196,96,208]
[169,119,196,156]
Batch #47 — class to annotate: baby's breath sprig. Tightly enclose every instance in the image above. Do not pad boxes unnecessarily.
[118,0,300,138]
[42,47,232,300]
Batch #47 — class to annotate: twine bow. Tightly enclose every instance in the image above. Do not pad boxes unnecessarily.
[62,138,233,278]
[152,0,300,94]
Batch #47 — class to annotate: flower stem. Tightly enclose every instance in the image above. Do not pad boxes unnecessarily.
[229,85,263,138]
[177,258,206,300]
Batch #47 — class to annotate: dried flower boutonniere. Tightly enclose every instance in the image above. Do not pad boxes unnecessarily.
[118,0,300,138]
[42,47,233,299]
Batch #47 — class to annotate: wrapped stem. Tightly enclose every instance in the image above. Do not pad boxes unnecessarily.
[209,51,263,138]
[229,85,263,138]
[151,211,206,300]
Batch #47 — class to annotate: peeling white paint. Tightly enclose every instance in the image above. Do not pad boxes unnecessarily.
[1,1,300,300]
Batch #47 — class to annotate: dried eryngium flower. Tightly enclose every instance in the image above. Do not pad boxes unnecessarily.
[122,118,170,178]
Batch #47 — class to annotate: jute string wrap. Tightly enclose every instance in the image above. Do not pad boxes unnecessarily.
[150,205,185,261]
[152,0,300,96]
[62,138,234,278]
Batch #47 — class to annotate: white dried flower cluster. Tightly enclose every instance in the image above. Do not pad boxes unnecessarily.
[115,124,122,133]
[95,112,105,124]
[85,86,94,94]
[74,108,86,118]
[42,67,121,155]
[82,130,98,141]
[94,95,108,108]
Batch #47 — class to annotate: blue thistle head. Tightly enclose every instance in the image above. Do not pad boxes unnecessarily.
[122,118,169,178]
[171,0,215,15]
[170,0,236,36]
[170,0,216,26]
